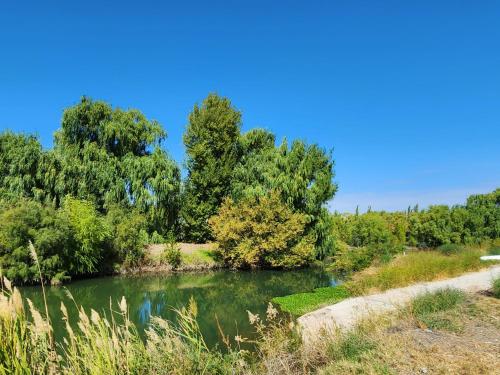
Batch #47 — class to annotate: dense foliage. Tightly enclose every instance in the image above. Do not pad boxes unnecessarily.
[181,94,242,242]
[0,98,184,283]
[0,98,181,233]
[210,192,315,269]
[331,189,500,273]
[0,198,111,284]
[231,131,336,258]
[0,94,337,282]
[1,93,498,284]
[180,95,337,252]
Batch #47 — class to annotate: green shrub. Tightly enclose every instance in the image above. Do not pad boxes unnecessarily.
[437,243,463,255]
[327,330,376,361]
[209,192,315,269]
[492,277,500,299]
[331,246,373,274]
[62,196,111,274]
[0,200,74,284]
[149,231,165,244]
[348,213,395,247]
[162,236,181,269]
[106,205,149,267]
[331,241,403,274]
[410,288,466,331]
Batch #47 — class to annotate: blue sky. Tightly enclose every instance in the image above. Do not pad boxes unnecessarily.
[1,1,499,212]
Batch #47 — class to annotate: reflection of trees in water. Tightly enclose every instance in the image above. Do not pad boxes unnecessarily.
[20,269,332,347]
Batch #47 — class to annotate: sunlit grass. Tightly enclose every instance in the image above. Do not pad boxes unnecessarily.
[272,285,350,316]
[275,247,495,315]
[181,248,217,266]
[409,288,466,332]
[348,248,486,295]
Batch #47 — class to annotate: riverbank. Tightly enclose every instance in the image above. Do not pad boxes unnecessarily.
[3,272,499,374]
[273,246,498,315]
[298,265,500,341]
[123,242,223,274]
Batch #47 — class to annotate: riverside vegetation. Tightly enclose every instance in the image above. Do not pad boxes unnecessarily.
[1,258,499,374]
[1,94,498,285]
[0,94,336,284]
[1,95,500,373]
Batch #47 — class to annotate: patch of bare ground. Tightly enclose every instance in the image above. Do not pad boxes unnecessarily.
[145,242,217,257]
[124,242,221,274]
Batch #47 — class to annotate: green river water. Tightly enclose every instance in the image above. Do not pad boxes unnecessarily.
[21,268,336,348]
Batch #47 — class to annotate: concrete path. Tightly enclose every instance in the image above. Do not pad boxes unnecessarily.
[298,266,500,341]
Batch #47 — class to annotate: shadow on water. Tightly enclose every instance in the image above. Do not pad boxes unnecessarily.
[20,268,335,348]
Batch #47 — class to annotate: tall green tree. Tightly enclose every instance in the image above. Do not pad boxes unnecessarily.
[230,136,337,258]
[0,132,44,201]
[181,93,242,242]
[51,97,181,233]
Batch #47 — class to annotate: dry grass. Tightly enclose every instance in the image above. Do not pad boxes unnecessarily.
[348,248,487,295]
[130,242,220,274]
[317,292,500,375]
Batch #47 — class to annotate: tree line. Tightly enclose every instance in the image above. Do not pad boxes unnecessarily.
[0,94,336,283]
[1,94,498,284]
[330,189,500,273]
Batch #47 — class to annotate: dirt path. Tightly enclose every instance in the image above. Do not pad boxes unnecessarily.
[298,265,500,341]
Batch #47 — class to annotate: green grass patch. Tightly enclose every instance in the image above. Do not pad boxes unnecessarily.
[410,288,466,331]
[272,285,351,316]
[492,277,500,299]
[181,248,217,265]
[327,330,377,362]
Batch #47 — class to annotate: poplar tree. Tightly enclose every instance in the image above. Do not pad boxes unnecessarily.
[181,94,242,242]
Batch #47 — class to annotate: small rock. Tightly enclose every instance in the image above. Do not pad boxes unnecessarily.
[420,367,428,374]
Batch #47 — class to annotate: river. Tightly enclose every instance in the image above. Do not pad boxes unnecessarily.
[21,268,336,348]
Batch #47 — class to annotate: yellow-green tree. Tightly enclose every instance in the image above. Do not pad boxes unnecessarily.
[209,192,315,269]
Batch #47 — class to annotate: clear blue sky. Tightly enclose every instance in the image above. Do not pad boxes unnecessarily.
[1,1,499,212]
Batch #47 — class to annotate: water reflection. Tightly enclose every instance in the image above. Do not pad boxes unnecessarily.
[21,268,333,347]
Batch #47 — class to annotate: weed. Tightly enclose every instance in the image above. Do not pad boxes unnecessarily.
[162,235,182,269]
[410,288,466,331]
[437,243,463,255]
[327,330,376,361]
[492,277,500,299]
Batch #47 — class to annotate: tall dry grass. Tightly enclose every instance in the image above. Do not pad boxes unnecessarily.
[347,247,486,294]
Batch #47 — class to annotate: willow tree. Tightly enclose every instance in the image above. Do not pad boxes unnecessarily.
[51,97,180,233]
[181,93,242,242]
[230,135,337,258]
[0,132,44,201]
